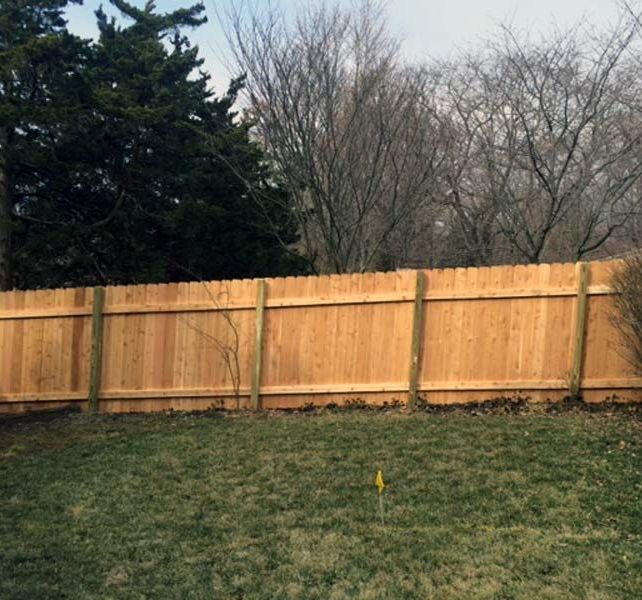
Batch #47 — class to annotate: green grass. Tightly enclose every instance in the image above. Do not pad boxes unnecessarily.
[1,409,641,599]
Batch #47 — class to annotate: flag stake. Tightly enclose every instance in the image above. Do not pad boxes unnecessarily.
[375,469,386,526]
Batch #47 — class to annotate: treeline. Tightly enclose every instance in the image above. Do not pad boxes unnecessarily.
[228,0,642,272]
[3,1,642,291]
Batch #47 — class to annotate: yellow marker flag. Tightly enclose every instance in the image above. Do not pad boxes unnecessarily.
[375,469,385,495]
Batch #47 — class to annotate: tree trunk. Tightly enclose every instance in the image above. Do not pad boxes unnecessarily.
[0,128,13,291]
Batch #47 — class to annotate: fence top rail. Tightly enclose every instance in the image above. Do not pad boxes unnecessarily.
[0,284,616,320]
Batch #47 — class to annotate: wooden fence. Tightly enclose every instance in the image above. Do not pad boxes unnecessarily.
[0,260,640,414]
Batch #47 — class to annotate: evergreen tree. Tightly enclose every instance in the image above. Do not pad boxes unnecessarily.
[2,0,303,290]
[0,0,88,290]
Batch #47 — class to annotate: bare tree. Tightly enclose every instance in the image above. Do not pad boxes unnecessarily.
[224,0,443,273]
[482,21,642,263]
[430,59,513,266]
[425,16,642,266]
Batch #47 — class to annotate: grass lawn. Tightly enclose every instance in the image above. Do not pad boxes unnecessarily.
[1,408,641,599]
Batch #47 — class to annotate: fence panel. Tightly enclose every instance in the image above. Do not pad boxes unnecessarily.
[0,260,639,413]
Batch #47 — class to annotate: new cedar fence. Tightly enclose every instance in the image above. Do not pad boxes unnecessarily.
[0,260,640,414]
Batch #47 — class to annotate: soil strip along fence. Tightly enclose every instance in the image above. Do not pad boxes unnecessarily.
[0,260,640,414]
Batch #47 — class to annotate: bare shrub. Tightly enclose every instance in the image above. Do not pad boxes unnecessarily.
[609,252,642,375]
[165,258,243,408]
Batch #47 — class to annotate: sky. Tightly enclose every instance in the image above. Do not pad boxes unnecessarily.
[64,0,625,94]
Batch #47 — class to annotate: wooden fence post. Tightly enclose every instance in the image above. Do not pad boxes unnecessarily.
[408,271,426,409]
[569,262,589,398]
[251,279,266,410]
[88,286,105,413]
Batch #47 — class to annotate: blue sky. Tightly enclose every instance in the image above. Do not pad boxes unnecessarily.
[64,0,623,94]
